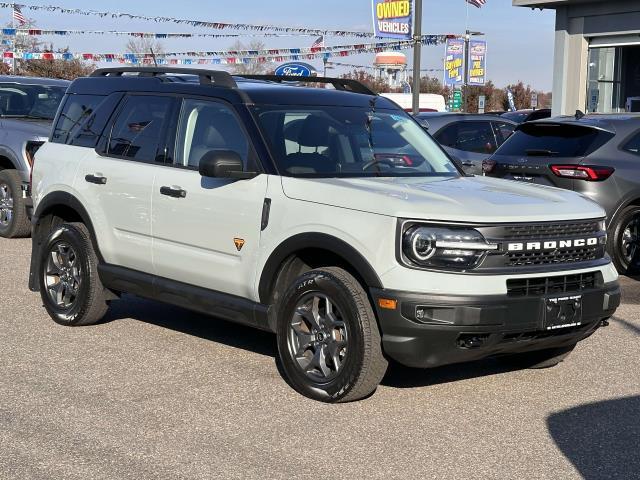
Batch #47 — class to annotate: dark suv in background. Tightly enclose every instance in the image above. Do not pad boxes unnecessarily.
[486,114,640,275]
[416,113,516,175]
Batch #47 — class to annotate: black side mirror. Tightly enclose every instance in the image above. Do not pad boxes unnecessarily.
[198,150,257,179]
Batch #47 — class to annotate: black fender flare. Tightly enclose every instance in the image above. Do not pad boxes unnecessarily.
[29,191,102,291]
[258,232,383,303]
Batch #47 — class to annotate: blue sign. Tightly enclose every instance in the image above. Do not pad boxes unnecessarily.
[372,0,413,40]
[274,62,316,77]
[468,40,487,86]
[444,38,465,86]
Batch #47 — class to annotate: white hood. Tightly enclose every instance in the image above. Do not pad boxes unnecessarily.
[281,175,605,223]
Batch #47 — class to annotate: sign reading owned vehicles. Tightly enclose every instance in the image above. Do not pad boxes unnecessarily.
[468,40,487,86]
[372,0,413,40]
[274,62,317,77]
[444,38,465,86]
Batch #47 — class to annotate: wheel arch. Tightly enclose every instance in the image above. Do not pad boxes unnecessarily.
[258,232,384,306]
[29,191,102,291]
[0,153,18,171]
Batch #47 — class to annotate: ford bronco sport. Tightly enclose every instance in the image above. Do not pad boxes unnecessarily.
[28,68,620,402]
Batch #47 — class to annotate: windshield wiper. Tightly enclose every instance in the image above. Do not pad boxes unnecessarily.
[525,149,558,157]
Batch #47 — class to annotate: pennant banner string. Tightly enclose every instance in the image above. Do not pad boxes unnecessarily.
[1,28,322,39]
[0,3,376,37]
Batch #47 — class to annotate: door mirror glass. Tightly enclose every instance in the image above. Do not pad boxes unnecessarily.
[199,150,253,178]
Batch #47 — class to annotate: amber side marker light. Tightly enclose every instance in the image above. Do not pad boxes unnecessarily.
[378,298,398,310]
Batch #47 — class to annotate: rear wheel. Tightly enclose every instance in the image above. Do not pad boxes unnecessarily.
[499,344,576,369]
[39,222,109,326]
[610,205,640,275]
[276,267,388,403]
[0,169,31,238]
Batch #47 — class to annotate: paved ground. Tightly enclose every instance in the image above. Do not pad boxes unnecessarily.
[1,237,639,480]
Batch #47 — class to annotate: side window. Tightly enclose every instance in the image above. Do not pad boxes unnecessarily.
[436,121,497,153]
[493,121,516,146]
[623,131,640,155]
[107,95,174,162]
[51,94,104,144]
[175,99,250,168]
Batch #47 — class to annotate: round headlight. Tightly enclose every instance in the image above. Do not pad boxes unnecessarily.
[411,229,437,261]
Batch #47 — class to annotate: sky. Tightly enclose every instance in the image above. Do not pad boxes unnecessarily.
[4,0,556,90]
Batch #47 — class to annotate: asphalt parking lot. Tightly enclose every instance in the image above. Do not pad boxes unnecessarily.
[1,236,639,480]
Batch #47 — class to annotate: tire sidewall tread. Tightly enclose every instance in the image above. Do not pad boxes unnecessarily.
[0,169,31,238]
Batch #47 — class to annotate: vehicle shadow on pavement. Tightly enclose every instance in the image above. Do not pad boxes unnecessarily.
[612,316,640,336]
[382,359,518,388]
[102,294,277,357]
[547,396,640,479]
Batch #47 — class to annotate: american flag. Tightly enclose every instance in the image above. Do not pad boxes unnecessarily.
[311,35,325,50]
[13,6,27,25]
[466,0,487,8]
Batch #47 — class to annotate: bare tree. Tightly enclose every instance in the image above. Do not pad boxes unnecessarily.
[125,37,165,56]
[228,40,269,75]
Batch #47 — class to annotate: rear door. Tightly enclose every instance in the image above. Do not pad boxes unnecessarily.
[75,93,176,273]
[490,122,615,187]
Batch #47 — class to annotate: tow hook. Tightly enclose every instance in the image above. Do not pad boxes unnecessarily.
[600,318,610,327]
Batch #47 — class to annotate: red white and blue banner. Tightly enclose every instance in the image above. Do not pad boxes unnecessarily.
[372,0,413,40]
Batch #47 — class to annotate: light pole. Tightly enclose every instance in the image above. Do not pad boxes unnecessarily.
[411,0,422,115]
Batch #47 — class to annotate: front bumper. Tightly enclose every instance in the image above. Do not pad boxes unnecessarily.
[371,281,620,368]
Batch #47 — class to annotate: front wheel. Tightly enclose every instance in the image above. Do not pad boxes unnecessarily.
[610,205,640,275]
[276,267,388,403]
[38,222,109,326]
[0,169,31,238]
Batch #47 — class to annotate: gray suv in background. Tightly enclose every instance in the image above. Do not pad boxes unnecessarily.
[486,114,640,275]
[0,76,69,238]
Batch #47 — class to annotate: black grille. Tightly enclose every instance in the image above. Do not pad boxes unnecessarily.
[502,221,601,240]
[507,272,601,297]
[507,246,599,267]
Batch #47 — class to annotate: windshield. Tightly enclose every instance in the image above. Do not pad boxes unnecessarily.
[0,83,67,120]
[252,105,459,178]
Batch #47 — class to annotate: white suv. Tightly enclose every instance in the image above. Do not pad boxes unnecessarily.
[28,68,620,402]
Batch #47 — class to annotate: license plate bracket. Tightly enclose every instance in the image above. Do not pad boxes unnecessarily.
[544,295,583,330]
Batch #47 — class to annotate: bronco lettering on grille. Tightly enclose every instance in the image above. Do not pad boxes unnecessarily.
[507,237,599,252]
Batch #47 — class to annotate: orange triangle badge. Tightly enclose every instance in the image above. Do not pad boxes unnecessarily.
[234,238,245,251]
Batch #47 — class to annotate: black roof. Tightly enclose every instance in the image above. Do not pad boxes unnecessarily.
[67,68,399,109]
[0,75,70,87]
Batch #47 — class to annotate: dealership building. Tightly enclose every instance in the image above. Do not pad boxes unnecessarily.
[514,0,640,115]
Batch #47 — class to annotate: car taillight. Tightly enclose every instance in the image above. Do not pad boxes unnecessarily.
[482,159,496,174]
[550,165,614,181]
[26,141,44,189]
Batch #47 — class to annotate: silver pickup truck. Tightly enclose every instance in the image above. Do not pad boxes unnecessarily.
[0,76,69,238]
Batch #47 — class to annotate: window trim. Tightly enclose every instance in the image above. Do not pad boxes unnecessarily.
[619,128,640,157]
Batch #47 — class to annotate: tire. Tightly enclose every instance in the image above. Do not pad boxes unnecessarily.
[609,205,640,275]
[0,169,31,238]
[38,222,109,326]
[499,344,576,369]
[276,267,388,403]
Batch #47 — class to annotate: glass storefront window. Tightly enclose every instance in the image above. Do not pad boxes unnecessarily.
[587,47,622,113]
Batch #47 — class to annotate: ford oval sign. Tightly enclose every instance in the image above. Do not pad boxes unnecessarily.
[274,62,316,77]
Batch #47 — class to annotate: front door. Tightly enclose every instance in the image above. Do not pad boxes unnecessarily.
[152,98,267,300]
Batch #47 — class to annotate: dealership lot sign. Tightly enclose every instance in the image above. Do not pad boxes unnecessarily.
[372,0,413,40]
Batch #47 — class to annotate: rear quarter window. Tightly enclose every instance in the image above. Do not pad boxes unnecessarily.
[623,131,640,155]
[495,123,615,157]
[51,94,105,146]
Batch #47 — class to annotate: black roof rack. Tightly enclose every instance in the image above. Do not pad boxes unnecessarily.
[90,67,237,88]
[238,75,377,96]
